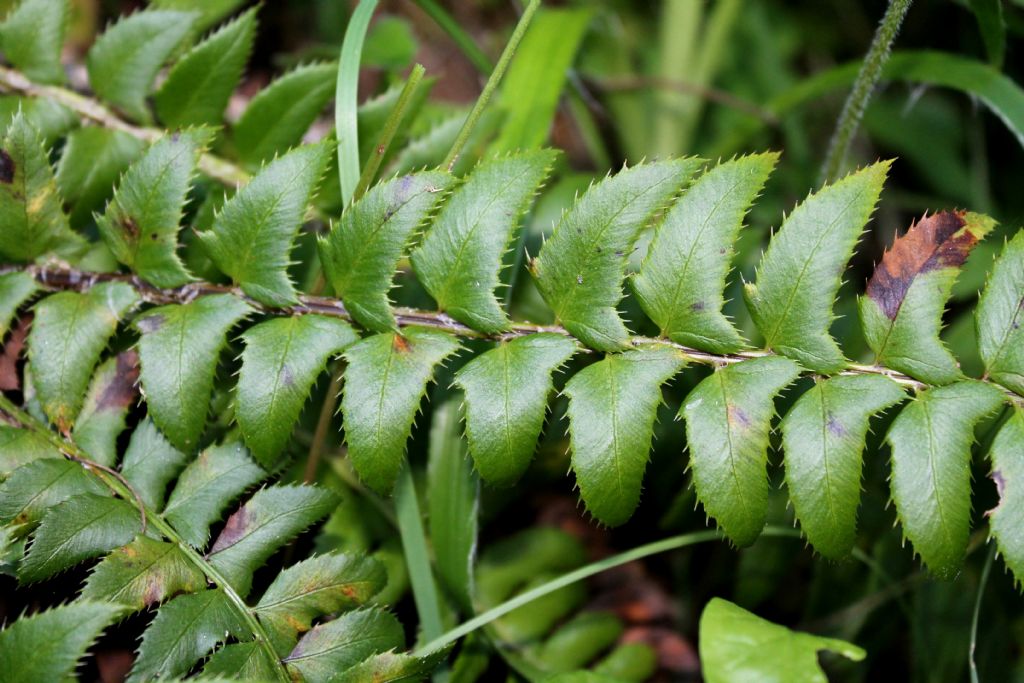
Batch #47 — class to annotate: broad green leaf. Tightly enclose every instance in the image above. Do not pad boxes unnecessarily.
[203,641,280,680]
[72,351,139,467]
[120,418,188,510]
[0,458,106,530]
[342,328,461,493]
[283,608,404,683]
[475,527,587,608]
[163,440,264,548]
[135,294,251,450]
[699,598,865,683]
[0,0,68,84]
[455,333,576,486]
[536,612,623,673]
[97,129,210,287]
[56,127,145,228]
[208,485,339,597]
[989,408,1024,587]
[564,345,686,525]
[128,589,247,683]
[532,159,700,351]
[887,380,1005,577]
[976,230,1024,395]
[0,424,61,477]
[632,154,777,353]
[781,374,905,558]
[0,112,83,261]
[20,492,140,582]
[255,551,386,653]
[0,271,37,338]
[341,650,448,683]
[155,8,257,127]
[860,211,995,384]
[412,151,555,332]
[744,162,889,372]
[150,0,247,32]
[198,142,330,305]
[28,283,138,430]
[237,315,358,467]
[0,601,122,681]
[683,356,801,546]
[592,643,658,682]
[81,535,204,611]
[318,171,452,332]
[233,62,335,166]
[969,0,1005,67]
[87,10,197,122]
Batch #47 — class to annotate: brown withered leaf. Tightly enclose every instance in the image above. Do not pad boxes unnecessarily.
[0,314,30,391]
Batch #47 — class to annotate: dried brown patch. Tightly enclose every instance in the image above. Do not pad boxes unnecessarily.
[0,149,15,184]
[95,350,139,411]
[121,216,139,239]
[392,334,411,353]
[0,314,30,391]
[208,506,251,554]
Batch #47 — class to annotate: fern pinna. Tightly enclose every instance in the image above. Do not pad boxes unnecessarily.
[0,1,1021,681]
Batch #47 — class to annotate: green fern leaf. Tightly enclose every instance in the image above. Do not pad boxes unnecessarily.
[81,535,204,611]
[744,162,889,372]
[135,293,251,450]
[282,608,405,683]
[56,127,145,228]
[532,159,701,351]
[989,407,1024,587]
[0,458,106,531]
[120,418,188,509]
[319,171,453,332]
[233,62,335,166]
[0,95,76,142]
[97,128,210,287]
[340,649,448,683]
[683,356,801,546]
[0,424,61,477]
[203,641,280,680]
[887,381,1005,577]
[154,7,257,128]
[977,229,1024,395]
[237,315,357,467]
[207,485,339,597]
[20,493,139,582]
[255,551,386,653]
[150,0,246,32]
[412,151,556,332]
[860,211,995,384]
[163,440,265,548]
[0,112,84,261]
[342,328,461,493]
[632,153,778,353]
[198,142,330,305]
[565,345,686,526]
[454,333,576,486]
[0,0,68,84]
[0,601,122,681]
[780,374,905,558]
[28,283,138,431]
[71,351,139,467]
[86,10,197,121]
[0,271,37,338]
[128,589,247,683]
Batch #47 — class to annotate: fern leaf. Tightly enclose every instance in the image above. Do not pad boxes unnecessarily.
[632,153,778,353]
[120,418,188,510]
[154,7,257,128]
[683,356,801,546]
[255,551,387,653]
[412,150,556,332]
[237,315,357,467]
[135,294,251,450]
[207,485,339,597]
[0,271,37,338]
[0,112,83,261]
[0,0,68,84]
[887,380,1004,577]
[86,10,197,121]
[233,62,336,166]
[454,333,576,486]
[128,589,247,682]
[340,649,448,683]
[977,229,1024,395]
[203,641,280,680]
[56,127,145,228]
[0,458,106,531]
[282,608,405,683]
[532,159,700,351]
[0,601,122,681]
[564,345,686,526]
[72,351,139,467]
[81,535,204,611]
[20,493,139,582]
[860,211,995,384]
[989,407,1024,587]
[0,424,61,477]
[149,0,246,32]
[28,283,138,431]
[342,328,461,493]
[780,374,905,558]
[198,142,330,305]
[96,128,210,287]
[744,162,889,372]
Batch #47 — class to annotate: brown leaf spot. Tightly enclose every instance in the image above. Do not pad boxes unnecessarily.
[0,314,30,391]
[690,301,705,312]
[0,149,15,184]
[209,505,251,554]
[826,412,846,437]
[95,351,140,412]
[121,216,139,239]
[726,404,751,429]
[392,334,411,353]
